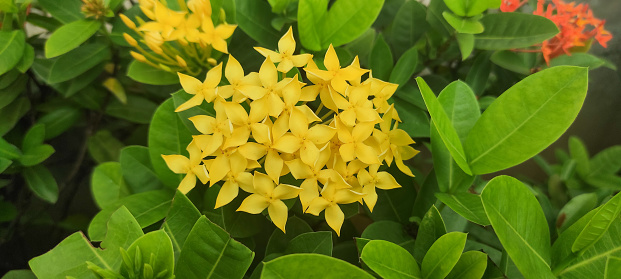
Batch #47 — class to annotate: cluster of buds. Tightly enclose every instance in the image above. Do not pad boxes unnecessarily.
[121,0,236,75]
[162,28,418,235]
[81,0,112,20]
[501,0,612,64]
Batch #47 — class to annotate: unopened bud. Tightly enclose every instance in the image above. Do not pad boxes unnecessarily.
[130,51,147,63]
[146,41,164,55]
[123,33,138,47]
[207,58,217,66]
[176,55,187,68]
[119,14,136,30]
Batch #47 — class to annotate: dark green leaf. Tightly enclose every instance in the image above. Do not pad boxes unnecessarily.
[445,250,487,279]
[50,63,105,98]
[0,74,26,111]
[126,230,175,278]
[15,44,34,73]
[285,231,332,256]
[0,30,25,76]
[91,162,130,209]
[120,146,164,193]
[442,12,484,34]
[162,191,201,258]
[361,220,415,254]
[235,0,280,49]
[106,95,158,124]
[369,34,393,81]
[0,137,21,160]
[361,240,421,279]
[550,53,616,70]
[37,0,84,24]
[490,50,532,75]
[87,130,124,164]
[389,47,418,88]
[413,206,446,263]
[569,136,590,178]
[0,97,30,136]
[35,43,111,84]
[265,216,313,255]
[18,145,55,167]
[45,19,101,58]
[0,200,17,222]
[475,13,558,50]
[126,61,179,85]
[0,157,11,173]
[389,0,429,57]
[22,165,59,203]
[261,254,374,279]
[465,51,492,96]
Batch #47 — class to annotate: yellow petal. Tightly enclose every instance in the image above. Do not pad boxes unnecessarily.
[285,159,313,179]
[191,165,210,184]
[237,194,270,214]
[362,185,378,212]
[189,115,217,135]
[291,53,312,68]
[307,125,336,145]
[299,179,320,210]
[211,37,229,54]
[277,59,294,73]
[178,72,202,95]
[204,63,223,88]
[339,65,368,81]
[272,134,303,154]
[305,196,329,215]
[268,200,289,233]
[395,151,414,177]
[305,67,334,82]
[339,110,357,127]
[209,154,230,185]
[325,204,345,236]
[272,113,289,140]
[357,169,373,187]
[267,93,285,118]
[238,85,269,100]
[237,171,254,193]
[254,47,281,62]
[175,94,204,112]
[390,129,415,146]
[297,105,321,123]
[273,184,302,200]
[223,126,250,149]
[352,122,374,142]
[215,180,239,208]
[400,145,420,160]
[323,44,340,71]
[376,172,401,190]
[259,57,278,88]
[193,134,222,157]
[229,152,248,175]
[250,123,271,144]
[278,26,296,55]
[178,173,197,194]
[339,143,355,162]
[300,140,319,166]
[356,107,381,123]
[282,80,302,106]
[215,23,236,39]
[334,188,364,204]
[319,86,339,112]
[225,54,244,83]
[265,150,284,184]
[238,142,267,160]
[288,109,308,137]
[161,154,190,174]
[356,143,380,165]
[253,172,274,196]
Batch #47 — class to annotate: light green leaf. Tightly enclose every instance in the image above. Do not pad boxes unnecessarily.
[475,13,558,50]
[162,191,201,258]
[490,50,532,75]
[550,53,616,70]
[557,193,598,233]
[0,157,11,173]
[22,124,45,152]
[421,232,467,279]
[87,130,124,164]
[465,66,588,174]
[120,146,164,193]
[45,19,101,58]
[443,0,500,17]
[261,254,374,279]
[22,165,59,204]
[389,47,418,88]
[436,193,490,226]
[235,0,280,49]
[98,206,144,269]
[442,12,484,34]
[126,230,175,278]
[389,0,429,57]
[37,0,83,24]
[126,61,179,85]
[589,146,621,178]
[297,0,327,51]
[413,205,446,263]
[369,33,393,81]
[417,77,472,175]
[175,216,254,279]
[361,240,421,279]
[285,231,332,256]
[481,175,555,279]
[91,162,130,209]
[268,0,291,13]
[0,30,25,76]
[465,52,492,95]
[1,269,36,279]
[16,44,34,73]
[456,33,474,61]
[572,193,621,253]
[605,257,621,279]
[569,136,590,178]
[445,250,487,279]
[0,0,18,13]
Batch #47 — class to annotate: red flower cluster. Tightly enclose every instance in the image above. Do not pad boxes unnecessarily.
[501,0,612,64]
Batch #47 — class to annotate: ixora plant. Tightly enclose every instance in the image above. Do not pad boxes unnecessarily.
[0,0,619,278]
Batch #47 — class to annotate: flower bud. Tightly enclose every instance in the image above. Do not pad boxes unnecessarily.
[207,58,217,66]
[176,55,187,68]
[130,51,147,63]
[123,33,138,47]
[119,14,136,30]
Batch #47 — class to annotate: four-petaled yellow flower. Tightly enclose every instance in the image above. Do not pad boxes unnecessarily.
[255,26,312,73]
[306,182,364,236]
[161,141,209,194]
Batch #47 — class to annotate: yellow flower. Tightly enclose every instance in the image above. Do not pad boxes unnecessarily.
[365,78,398,114]
[199,19,236,54]
[187,0,211,18]
[237,118,287,184]
[332,83,381,127]
[304,44,367,94]
[336,120,379,165]
[138,2,186,40]
[161,141,209,194]
[372,106,418,176]
[285,145,334,210]
[218,55,262,102]
[255,27,312,73]
[357,164,401,211]
[170,13,202,43]
[176,63,223,112]
[237,172,301,232]
[189,101,231,156]
[238,57,286,118]
[214,152,253,208]
[306,181,364,236]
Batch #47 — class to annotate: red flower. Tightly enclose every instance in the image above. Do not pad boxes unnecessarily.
[500,0,528,12]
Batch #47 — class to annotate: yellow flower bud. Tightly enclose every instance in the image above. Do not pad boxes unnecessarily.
[119,14,136,30]
[207,58,217,66]
[176,55,187,68]
[123,33,138,47]
[146,42,164,55]
[130,51,147,63]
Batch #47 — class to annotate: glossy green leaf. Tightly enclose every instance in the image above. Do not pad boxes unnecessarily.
[481,176,554,278]
[162,191,201,258]
[605,257,621,279]
[91,162,130,209]
[22,124,45,152]
[126,230,175,278]
[88,190,173,241]
[465,52,492,96]
[392,94,430,138]
[369,33,393,81]
[265,216,313,256]
[18,145,55,167]
[572,193,621,253]
[16,44,34,73]
[390,47,418,88]
[0,30,25,76]
[389,0,429,57]
[285,231,332,256]
[557,193,598,233]
[445,250,487,279]
[38,106,82,140]
[0,157,11,173]
[0,74,26,111]
[456,33,474,61]
[490,50,532,75]
[417,77,472,175]
[436,193,489,226]
[361,240,421,279]
[87,130,124,164]
[106,95,157,124]
[37,0,83,24]
[35,43,111,84]
[443,0,500,17]
[1,269,36,279]
[45,19,101,58]
[475,13,558,50]
[22,165,58,204]
[51,63,105,98]
[0,137,20,160]
[126,61,179,85]
[413,205,446,263]
[442,12,484,34]
[0,69,19,89]
[175,216,254,279]
[361,220,415,255]
[550,53,616,70]
[589,146,621,178]
[99,206,144,269]
[235,0,279,49]
[261,254,374,279]
[203,187,267,238]
[465,66,588,174]
[120,146,163,193]
[421,232,467,279]
[148,99,193,188]
[0,97,30,136]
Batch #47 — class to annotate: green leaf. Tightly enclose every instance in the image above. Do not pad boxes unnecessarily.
[29,232,108,279]
[465,52,492,95]
[417,77,472,175]
[45,19,101,58]
[389,47,418,88]
[38,106,82,140]
[465,66,588,174]
[475,13,558,50]
[367,164,417,223]
[589,146,621,178]
[0,137,21,160]
[361,240,421,279]
[481,175,554,278]
[421,232,467,279]
[105,95,158,124]
[88,190,173,241]
[557,193,598,233]
[15,44,34,73]
[22,165,59,204]
[443,0,499,17]
[18,145,55,167]
[126,230,175,278]
[37,0,83,24]
[389,0,429,58]
[1,270,36,279]
[120,146,164,193]
[175,216,254,279]
[0,30,25,76]
[91,162,130,209]
[456,33,474,61]
[361,220,415,255]
[265,216,313,255]
[569,136,590,178]
[148,99,193,188]
[442,12,484,34]
[35,43,111,84]
[436,193,490,226]
[285,231,333,256]
[605,257,621,279]
[162,191,201,258]
[584,174,621,190]
[0,69,19,89]
[0,97,30,136]
[0,200,17,222]
[490,50,532,75]
[126,60,179,85]
[572,193,621,253]
[0,157,11,173]
[87,130,124,164]
[268,0,291,13]
[22,124,45,152]
[369,33,393,81]
[550,53,616,70]
[50,63,105,98]
[235,0,280,49]
[413,205,446,263]
[261,254,374,279]
[0,74,26,111]
[445,250,487,279]
[0,0,18,13]
[99,206,144,269]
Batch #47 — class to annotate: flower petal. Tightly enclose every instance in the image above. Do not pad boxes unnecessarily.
[362,185,378,212]
[238,142,267,160]
[237,194,270,214]
[209,154,230,185]
[253,172,274,196]
[285,159,313,179]
[178,72,202,95]
[191,165,210,184]
[175,94,204,112]
[325,204,345,236]
[376,172,401,190]
[259,57,278,88]
[300,140,320,166]
[225,54,244,83]
[272,134,303,154]
[204,63,223,88]
[355,143,380,165]
[161,154,189,174]
[324,44,340,71]
[268,200,289,233]
[273,184,302,200]
[307,125,336,145]
[254,47,281,62]
[306,196,329,215]
[189,115,217,135]
[178,173,197,194]
[265,150,284,184]
[215,180,239,208]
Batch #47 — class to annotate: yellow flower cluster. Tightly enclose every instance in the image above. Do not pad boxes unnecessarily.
[121,0,236,75]
[162,28,419,235]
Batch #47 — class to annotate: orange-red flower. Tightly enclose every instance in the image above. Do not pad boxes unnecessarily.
[500,0,528,12]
